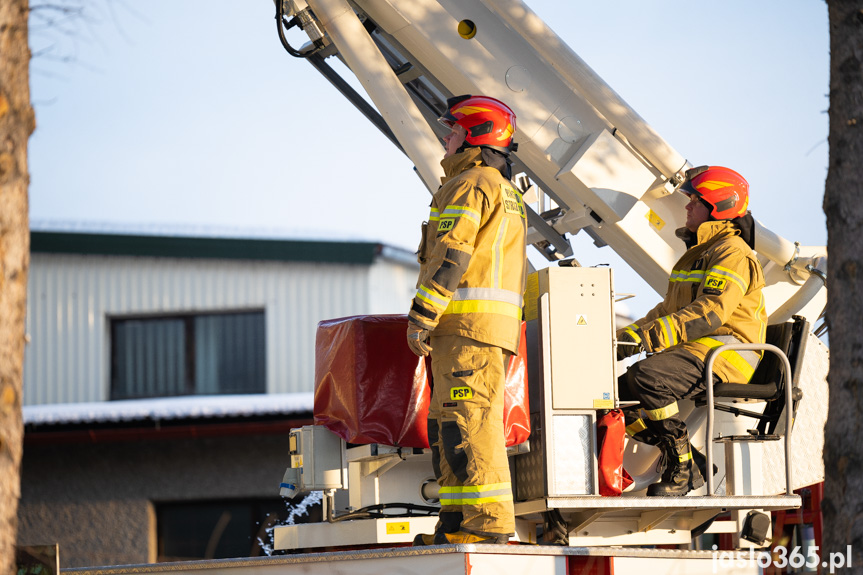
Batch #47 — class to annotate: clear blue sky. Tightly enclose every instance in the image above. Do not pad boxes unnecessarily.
[28,1,830,318]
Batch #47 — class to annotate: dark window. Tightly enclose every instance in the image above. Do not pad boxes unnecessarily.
[156,497,321,561]
[111,311,265,399]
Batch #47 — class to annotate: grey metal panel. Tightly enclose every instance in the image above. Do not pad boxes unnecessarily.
[550,414,594,495]
[762,332,829,494]
[514,411,545,501]
[24,252,417,405]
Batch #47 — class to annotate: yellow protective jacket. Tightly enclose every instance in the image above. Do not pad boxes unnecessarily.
[409,147,527,354]
[619,220,767,384]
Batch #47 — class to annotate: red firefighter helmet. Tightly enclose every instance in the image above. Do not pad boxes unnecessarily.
[679,165,749,220]
[438,94,517,154]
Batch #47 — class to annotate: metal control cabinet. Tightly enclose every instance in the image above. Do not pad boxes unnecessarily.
[517,266,617,499]
[536,266,617,410]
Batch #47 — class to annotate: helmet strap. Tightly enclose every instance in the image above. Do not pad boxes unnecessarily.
[700,198,716,219]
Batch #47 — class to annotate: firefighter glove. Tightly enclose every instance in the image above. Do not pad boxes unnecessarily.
[616,328,643,360]
[639,323,666,354]
[407,322,433,357]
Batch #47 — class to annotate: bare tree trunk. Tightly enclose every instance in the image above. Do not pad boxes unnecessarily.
[0,0,33,573]
[823,0,863,569]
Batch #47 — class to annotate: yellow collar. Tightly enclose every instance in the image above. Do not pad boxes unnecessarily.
[439,147,484,185]
[696,220,739,244]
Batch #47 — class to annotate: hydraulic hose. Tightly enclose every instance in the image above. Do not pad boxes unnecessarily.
[326,500,439,523]
[274,2,404,153]
[276,1,311,58]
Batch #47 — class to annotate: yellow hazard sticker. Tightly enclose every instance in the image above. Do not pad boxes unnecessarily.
[502,185,526,218]
[438,218,455,232]
[524,272,539,321]
[386,522,410,535]
[593,399,614,409]
[576,315,588,326]
[450,387,473,400]
[646,209,665,231]
[704,275,728,291]
[290,454,303,469]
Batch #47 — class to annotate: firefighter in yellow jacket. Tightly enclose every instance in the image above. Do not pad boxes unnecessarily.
[617,165,767,496]
[407,95,526,545]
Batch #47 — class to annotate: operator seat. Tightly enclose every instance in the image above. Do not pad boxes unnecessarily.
[693,316,809,439]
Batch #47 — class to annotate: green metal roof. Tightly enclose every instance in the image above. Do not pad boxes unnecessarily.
[30,231,386,265]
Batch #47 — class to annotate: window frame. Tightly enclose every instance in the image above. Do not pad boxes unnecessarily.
[109,308,267,400]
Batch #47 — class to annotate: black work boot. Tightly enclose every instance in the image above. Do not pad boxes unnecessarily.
[691,445,718,481]
[646,434,705,497]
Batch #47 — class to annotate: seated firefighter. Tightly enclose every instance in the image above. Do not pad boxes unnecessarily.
[617,165,767,496]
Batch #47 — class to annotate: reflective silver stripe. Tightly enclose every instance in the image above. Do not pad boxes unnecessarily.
[699,335,760,369]
[452,287,523,307]
[439,488,512,501]
[417,285,449,309]
[659,315,678,347]
[670,269,705,283]
[441,205,481,226]
[706,265,748,293]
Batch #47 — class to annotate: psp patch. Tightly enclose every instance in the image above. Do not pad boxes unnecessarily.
[450,387,473,400]
[438,218,455,233]
[703,274,728,292]
[502,186,526,218]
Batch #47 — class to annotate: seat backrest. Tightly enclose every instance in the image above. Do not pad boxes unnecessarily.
[755,316,809,434]
[747,322,795,389]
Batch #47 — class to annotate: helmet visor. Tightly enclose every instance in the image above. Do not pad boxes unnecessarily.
[438,116,456,130]
[679,180,701,198]
[438,95,472,130]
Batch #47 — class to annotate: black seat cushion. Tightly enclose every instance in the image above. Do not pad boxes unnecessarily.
[712,381,777,400]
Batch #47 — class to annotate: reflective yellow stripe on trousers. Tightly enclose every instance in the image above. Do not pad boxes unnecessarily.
[439,482,513,506]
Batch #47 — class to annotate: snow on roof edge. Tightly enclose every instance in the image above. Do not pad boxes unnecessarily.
[23,393,314,426]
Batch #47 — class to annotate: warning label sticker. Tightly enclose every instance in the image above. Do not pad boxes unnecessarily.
[386,522,410,534]
[576,314,588,326]
[646,209,665,230]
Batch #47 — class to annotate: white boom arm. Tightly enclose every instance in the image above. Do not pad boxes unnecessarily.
[279,0,826,325]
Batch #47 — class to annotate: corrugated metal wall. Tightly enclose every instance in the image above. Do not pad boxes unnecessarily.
[24,253,417,405]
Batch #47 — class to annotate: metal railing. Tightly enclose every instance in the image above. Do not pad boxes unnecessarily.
[703,343,794,496]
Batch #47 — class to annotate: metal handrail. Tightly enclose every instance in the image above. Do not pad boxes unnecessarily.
[703,343,794,496]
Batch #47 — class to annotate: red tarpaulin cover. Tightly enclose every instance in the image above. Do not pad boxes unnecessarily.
[314,314,530,448]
